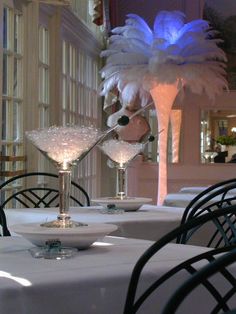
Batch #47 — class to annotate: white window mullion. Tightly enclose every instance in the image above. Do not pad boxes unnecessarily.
[38,24,50,173]
[1,2,25,207]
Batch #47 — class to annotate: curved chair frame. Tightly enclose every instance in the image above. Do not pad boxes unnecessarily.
[180,178,236,224]
[124,206,236,314]
[162,247,236,314]
[177,179,236,246]
[0,172,90,236]
[177,196,236,247]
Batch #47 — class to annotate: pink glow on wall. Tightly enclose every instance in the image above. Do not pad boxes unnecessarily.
[150,83,179,205]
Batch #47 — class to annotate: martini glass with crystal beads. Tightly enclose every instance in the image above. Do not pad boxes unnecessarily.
[25,115,130,229]
[26,125,102,229]
[100,139,144,199]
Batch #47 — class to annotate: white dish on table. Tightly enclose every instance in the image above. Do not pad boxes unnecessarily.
[91,197,152,211]
[11,222,117,249]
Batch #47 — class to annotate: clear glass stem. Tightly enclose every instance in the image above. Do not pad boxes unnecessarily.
[58,169,71,224]
[41,167,87,228]
[116,166,126,199]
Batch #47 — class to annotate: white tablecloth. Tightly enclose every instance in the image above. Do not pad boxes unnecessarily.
[0,236,228,314]
[179,186,236,195]
[179,186,209,194]
[163,193,228,208]
[6,205,185,242]
[163,193,196,207]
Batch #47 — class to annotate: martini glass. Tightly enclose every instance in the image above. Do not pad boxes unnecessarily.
[25,114,131,228]
[25,115,130,229]
[95,135,158,213]
[100,139,145,200]
[26,125,103,228]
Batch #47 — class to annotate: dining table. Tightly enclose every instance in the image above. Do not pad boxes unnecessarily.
[179,186,210,194]
[0,235,231,314]
[4,204,219,247]
[6,205,185,242]
[162,192,236,208]
[164,186,236,208]
[179,186,236,194]
[163,193,198,207]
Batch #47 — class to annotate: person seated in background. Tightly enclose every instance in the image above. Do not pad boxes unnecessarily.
[213,145,228,163]
[228,153,236,163]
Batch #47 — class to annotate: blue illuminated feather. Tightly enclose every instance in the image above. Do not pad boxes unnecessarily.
[100,10,228,106]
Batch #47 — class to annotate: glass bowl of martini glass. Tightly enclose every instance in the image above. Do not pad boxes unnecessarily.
[92,138,153,212]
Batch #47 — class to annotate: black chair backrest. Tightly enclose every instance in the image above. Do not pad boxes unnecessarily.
[0,172,90,236]
[177,179,236,247]
[162,247,236,314]
[177,196,236,248]
[180,178,236,224]
[124,206,236,314]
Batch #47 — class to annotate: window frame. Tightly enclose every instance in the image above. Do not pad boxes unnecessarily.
[0,1,103,202]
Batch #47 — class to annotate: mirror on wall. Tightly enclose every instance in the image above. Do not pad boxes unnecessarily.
[201,110,236,164]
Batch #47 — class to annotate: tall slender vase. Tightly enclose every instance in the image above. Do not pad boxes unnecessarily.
[150,84,179,205]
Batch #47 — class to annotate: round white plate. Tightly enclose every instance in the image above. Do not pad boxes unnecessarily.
[91,197,152,211]
[11,223,117,249]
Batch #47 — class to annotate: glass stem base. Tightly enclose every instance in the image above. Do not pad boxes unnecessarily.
[40,219,87,228]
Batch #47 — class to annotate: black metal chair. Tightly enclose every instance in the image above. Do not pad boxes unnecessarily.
[177,179,236,247]
[162,247,236,314]
[177,197,236,248]
[180,178,236,224]
[123,206,236,314]
[0,172,90,236]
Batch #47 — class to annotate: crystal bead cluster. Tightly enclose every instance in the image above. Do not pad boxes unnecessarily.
[26,125,101,166]
[100,139,143,166]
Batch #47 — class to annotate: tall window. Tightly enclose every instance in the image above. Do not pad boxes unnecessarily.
[39,25,50,128]
[38,25,50,174]
[62,40,101,197]
[1,4,25,205]
[0,1,103,207]
[2,6,24,168]
[62,41,77,124]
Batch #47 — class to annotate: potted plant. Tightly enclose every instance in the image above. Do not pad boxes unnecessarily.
[216,135,236,146]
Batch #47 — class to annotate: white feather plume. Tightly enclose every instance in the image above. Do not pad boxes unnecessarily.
[100,10,228,106]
